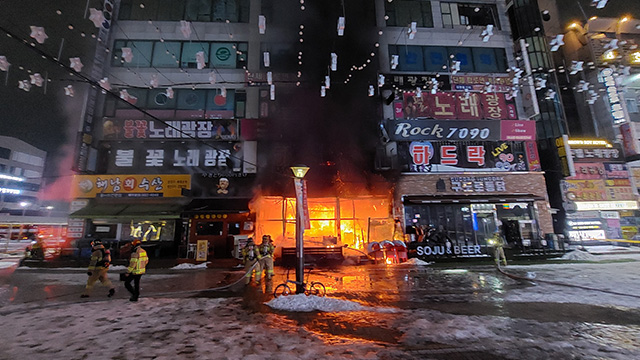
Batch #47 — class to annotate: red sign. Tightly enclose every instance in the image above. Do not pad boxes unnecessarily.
[525,141,541,171]
[402,92,516,120]
[572,163,605,180]
[500,120,536,140]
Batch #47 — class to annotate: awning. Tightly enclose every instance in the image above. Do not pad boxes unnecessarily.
[403,194,545,205]
[183,198,252,214]
[71,199,188,220]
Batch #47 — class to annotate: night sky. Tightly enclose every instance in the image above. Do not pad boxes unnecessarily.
[0,0,100,183]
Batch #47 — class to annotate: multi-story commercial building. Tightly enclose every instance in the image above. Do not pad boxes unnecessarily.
[0,135,46,217]
[373,0,555,260]
[532,0,640,242]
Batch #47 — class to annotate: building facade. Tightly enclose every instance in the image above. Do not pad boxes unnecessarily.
[373,0,555,260]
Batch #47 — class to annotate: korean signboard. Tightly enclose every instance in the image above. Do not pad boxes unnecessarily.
[570,144,624,163]
[103,119,238,141]
[598,68,628,125]
[398,140,531,173]
[387,119,535,142]
[450,176,507,193]
[103,140,257,175]
[72,174,191,198]
[396,92,517,120]
[450,75,513,92]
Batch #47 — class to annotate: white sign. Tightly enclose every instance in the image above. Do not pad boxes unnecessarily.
[598,68,628,125]
[415,244,482,256]
[575,201,639,211]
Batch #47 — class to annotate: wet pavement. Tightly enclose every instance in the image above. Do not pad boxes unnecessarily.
[2,261,640,359]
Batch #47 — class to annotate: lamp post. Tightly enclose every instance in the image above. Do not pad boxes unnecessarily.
[291,164,309,294]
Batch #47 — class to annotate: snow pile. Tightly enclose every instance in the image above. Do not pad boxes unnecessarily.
[170,262,209,270]
[561,249,596,261]
[401,258,432,266]
[266,294,397,313]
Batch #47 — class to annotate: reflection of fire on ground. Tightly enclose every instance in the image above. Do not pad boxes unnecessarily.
[250,195,407,264]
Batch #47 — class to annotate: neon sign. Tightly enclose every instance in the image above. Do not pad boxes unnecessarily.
[631,51,640,65]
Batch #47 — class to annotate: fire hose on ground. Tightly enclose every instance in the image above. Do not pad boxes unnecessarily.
[495,264,640,299]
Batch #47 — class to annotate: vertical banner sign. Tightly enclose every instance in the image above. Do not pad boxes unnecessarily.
[525,141,542,171]
[294,179,311,230]
[196,239,208,261]
[302,180,311,230]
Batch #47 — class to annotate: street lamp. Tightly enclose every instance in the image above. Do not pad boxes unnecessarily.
[290,164,309,294]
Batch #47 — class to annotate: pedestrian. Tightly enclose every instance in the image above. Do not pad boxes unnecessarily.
[241,238,261,285]
[124,239,149,302]
[81,239,115,298]
[258,235,275,280]
[488,231,508,267]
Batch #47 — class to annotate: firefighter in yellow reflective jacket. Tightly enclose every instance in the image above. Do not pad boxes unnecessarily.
[81,239,115,298]
[488,231,508,267]
[241,238,261,285]
[258,235,276,280]
[124,239,149,301]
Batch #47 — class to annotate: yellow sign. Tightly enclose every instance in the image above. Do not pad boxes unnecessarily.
[196,240,208,262]
[630,51,640,64]
[567,139,612,147]
[73,174,190,198]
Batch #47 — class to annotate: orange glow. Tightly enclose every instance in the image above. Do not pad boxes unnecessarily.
[250,194,392,254]
[385,257,393,265]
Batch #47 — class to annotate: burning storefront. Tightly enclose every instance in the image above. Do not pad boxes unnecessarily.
[250,195,393,265]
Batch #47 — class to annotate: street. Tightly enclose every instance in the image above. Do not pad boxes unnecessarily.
[1,252,640,359]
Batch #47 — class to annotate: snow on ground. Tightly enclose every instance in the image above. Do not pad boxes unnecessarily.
[170,262,210,270]
[266,294,398,313]
[1,295,638,359]
[1,251,640,359]
[504,252,640,309]
[399,258,432,266]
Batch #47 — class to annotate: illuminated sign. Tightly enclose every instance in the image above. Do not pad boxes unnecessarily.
[574,201,638,211]
[567,139,612,147]
[598,68,627,125]
[0,174,24,182]
[603,50,616,60]
[630,51,640,65]
[0,187,21,195]
[568,230,605,241]
[72,174,191,198]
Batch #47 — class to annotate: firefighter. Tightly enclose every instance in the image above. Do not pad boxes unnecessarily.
[488,231,508,267]
[81,239,115,298]
[258,235,276,280]
[124,239,149,302]
[241,238,261,285]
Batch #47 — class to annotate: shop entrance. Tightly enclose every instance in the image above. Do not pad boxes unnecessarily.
[472,204,499,244]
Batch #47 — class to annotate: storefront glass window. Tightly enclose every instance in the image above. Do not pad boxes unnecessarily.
[196,221,223,236]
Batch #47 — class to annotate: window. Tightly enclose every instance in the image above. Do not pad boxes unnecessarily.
[390,45,507,73]
[185,0,212,21]
[181,42,209,68]
[626,98,639,113]
[112,40,248,69]
[112,40,153,67]
[385,0,433,28]
[0,147,9,159]
[228,222,241,236]
[442,3,500,29]
[196,221,224,236]
[177,89,207,110]
[152,41,181,68]
[119,0,249,22]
